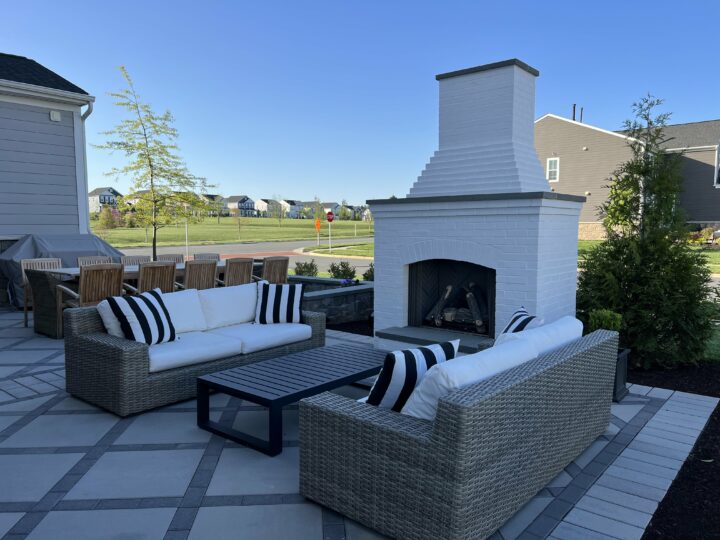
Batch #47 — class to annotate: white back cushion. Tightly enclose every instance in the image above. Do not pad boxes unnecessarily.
[161,289,208,334]
[97,300,124,338]
[494,316,583,356]
[401,338,539,421]
[198,283,258,330]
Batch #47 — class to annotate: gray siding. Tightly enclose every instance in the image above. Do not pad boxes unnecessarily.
[535,116,633,223]
[0,100,80,237]
[677,148,720,223]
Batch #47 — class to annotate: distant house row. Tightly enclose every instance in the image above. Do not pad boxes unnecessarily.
[88,191,371,221]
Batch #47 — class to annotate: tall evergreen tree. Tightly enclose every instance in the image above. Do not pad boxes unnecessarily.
[577,96,715,368]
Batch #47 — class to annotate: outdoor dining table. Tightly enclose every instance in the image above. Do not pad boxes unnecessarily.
[25,259,265,339]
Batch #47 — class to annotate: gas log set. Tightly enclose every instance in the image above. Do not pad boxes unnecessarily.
[425,282,488,334]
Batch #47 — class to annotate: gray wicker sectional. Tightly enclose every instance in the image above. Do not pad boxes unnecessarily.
[299,329,618,540]
[64,307,325,416]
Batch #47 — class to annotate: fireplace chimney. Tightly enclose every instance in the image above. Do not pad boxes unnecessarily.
[408,59,550,197]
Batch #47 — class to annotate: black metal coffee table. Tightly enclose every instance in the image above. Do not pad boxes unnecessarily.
[197,344,386,456]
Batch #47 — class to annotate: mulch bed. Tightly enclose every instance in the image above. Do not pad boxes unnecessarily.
[628,364,720,539]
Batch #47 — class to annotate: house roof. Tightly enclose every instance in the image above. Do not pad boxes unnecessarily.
[655,119,720,150]
[88,187,122,197]
[226,195,251,203]
[322,202,339,207]
[202,194,223,202]
[0,53,88,95]
[283,199,302,205]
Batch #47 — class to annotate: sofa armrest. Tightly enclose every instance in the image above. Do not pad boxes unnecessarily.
[300,392,433,455]
[64,306,105,337]
[301,310,325,345]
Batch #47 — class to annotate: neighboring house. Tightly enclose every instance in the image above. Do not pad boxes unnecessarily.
[535,114,720,239]
[201,194,228,216]
[258,198,283,218]
[255,198,269,217]
[280,199,303,218]
[88,187,122,214]
[226,195,255,217]
[0,53,94,239]
[321,202,341,215]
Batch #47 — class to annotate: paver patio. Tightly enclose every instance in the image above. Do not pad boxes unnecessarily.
[0,309,716,540]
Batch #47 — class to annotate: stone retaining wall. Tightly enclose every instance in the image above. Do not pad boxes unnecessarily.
[302,282,374,324]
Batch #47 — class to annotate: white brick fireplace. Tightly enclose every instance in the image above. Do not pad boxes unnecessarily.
[369,59,584,344]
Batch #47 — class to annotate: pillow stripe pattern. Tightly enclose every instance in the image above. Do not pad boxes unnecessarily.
[106,289,176,345]
[501,307,536,334]
[256,283,303,324]
[367,341,458,412]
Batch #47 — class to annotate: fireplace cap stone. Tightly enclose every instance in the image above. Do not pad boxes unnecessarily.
[367,191,586,206]
[436,59,540,80]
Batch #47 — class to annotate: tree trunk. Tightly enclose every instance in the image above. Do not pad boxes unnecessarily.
[152,226,158,261]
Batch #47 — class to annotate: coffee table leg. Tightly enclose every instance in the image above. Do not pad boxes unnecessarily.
[197,381,210,428]
[267,405,283,456]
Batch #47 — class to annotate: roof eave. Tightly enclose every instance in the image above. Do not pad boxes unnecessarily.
[0,78,94,105]
[535,113,641,144]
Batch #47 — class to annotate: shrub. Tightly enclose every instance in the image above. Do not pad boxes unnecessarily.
[577,96,715,369]
[98,206,117,229]
[362,263,374,281]
[294,259,318,277]
[123,212,138,228]
[588,309,622,333]
[329,261,356,279]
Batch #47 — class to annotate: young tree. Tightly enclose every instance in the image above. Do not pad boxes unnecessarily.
[339,199,351,220]
[98,206,117,230]
[270,196,286,226]
[97,67,212,259]
[577,96,715,368]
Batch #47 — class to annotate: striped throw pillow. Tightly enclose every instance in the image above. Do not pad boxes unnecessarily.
[501,307,537,334]
[105,288,176,345]
[255,282,303,324]
[366,340,460,412]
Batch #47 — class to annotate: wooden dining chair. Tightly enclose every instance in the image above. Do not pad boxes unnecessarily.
[181,260,217,290]
[157,253,185,264]
[262,256,290,284]
[220,258,254,286]
[56,264,124,338]
[124,262,176,294]
[77,255,112,266]
[121,255,151,266]
[194,253,220,261]
[20,258,62,327]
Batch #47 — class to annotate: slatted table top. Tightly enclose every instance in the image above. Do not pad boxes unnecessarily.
[198,344,386,407]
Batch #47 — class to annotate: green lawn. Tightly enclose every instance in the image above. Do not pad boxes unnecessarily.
[90,217,374,248]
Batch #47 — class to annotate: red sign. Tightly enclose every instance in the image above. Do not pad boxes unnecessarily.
[314,217,321,232]
[326,211,335,223]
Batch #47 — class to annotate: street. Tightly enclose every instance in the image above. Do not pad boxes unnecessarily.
[121,237,374,274]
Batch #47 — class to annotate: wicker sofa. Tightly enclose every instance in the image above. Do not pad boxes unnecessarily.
[299,329,618,540]
[64,307,325,416]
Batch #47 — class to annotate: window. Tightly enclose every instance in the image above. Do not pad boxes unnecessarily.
[546,157,560,182]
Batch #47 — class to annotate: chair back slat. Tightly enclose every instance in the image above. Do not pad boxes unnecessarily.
[262,256,289,284]
[157,253,185,264]
[78,255,112,267]
[194,253,220,261]
[184,260,217,290]
[121,255,151,266]
[224,258,254,286]
[21,258,62,285]
[78,264,124,304]
[137,262,176,294]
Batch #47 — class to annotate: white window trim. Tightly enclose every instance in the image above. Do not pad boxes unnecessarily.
[546,157,560,183]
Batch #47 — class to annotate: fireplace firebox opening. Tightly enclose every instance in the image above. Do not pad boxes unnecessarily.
[407,259,496,336]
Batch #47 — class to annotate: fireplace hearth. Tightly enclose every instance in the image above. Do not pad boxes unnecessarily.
[408,259,495,336]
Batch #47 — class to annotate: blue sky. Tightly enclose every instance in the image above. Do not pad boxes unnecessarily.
[3,1,719,203]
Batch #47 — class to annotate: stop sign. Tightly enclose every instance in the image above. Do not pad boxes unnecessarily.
[326,211,335,223]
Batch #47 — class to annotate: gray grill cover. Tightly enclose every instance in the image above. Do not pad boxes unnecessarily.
[0,234,124,307]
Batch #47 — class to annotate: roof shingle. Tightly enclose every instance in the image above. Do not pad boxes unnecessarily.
[0,52,88,95]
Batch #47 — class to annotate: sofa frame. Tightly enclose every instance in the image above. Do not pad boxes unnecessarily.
[64,307,326,417]
[299,329,618,540]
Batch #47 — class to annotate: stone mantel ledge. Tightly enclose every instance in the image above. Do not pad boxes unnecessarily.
[367,191,585,206]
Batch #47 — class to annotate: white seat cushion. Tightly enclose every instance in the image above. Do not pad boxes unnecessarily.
[494,315,583,356]
[207,322,312,354]
[148,332,243,373]
[161,290,208,333]
[401,338,539,421]
[198,283,258,329]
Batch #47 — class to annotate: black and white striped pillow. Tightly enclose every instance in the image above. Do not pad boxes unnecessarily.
[255,282,303,324]
[106,288,176,345]
[366,340,460,412]
[501,307,537,334]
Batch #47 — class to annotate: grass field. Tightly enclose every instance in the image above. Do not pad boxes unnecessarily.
[90,217,374,248]
[306,240,720,274]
